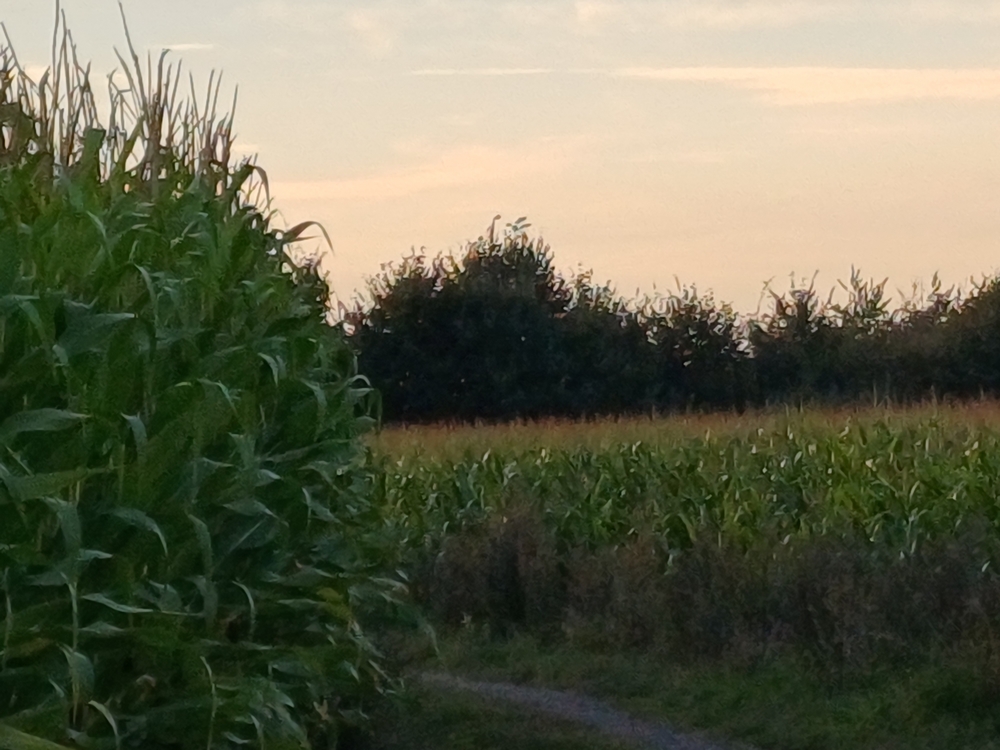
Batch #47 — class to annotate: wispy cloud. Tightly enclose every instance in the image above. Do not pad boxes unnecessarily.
[407,65,1000,104]
[654,0,1000,27]
[254,0,289,21]
[574,0,625,28]
[629,147,732,164]
[567,0,872,30]
[669,150,730,164]
[655,0,842,28]
[345,9,397,56]
[570,0,1000,30]
[614,67,1000,104]
[271,138,590,203]
[153,43,214,52]
[787,113,936,140]
[411,68,553,76]
[906,1,1000,22]
[498,3,565,26]
[231,142,261,156]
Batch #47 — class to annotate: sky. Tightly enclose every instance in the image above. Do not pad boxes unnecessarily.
[4,1,1000,313]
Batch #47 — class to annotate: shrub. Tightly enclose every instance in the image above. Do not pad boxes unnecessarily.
[0,14,392,749]
[347,218,749,423]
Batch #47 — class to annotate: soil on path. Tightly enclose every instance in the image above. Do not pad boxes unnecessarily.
[417,672,755,750]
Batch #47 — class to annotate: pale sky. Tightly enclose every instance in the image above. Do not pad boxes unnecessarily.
[5,1,1000,312]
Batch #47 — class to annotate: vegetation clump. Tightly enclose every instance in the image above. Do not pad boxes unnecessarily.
[349,219,1000,423]
[0,13,390,749]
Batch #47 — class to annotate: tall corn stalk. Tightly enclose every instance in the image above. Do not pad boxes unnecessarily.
[0,6,391,749]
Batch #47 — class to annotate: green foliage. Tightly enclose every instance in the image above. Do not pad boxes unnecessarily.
[349,218,571,421]
[348,218,743,421]
[376,412,1000,556]
[350,219,1000,422]
[374,412,1000,671]
[422,633,1000,750]
[0,15,391,749]
[370,683,633,750]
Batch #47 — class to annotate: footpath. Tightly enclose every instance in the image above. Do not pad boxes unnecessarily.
[418,672,756,750]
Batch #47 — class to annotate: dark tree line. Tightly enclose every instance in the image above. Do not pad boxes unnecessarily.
[345,217,1000,423]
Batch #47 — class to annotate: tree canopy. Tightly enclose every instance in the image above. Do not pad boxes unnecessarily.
[348,219,1000,423]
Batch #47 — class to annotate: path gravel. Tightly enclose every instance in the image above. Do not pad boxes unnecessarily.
[418,672,753,750]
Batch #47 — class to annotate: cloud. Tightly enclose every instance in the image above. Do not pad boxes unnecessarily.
[411,68,553,76]
[906,1,1000,22]
[575,0,625,27]
[654,1,844,28]
[271,138,590,203]
[649,0,1000,27]
[254,1,289,21]
[252,0,341,30]
[788,117,934,139]
[669,150,730,164]
[231,142,261,156]
[407,65,1000,104]
[498,3,565,26]
[153,43,215,52]
[565,0,866,30]
[345,9,397,56]
[573,1,1000,31]
[628,147,732,164]
[613,67,1000,104]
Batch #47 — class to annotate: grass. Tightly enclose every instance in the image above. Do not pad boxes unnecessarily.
[391,629,1000,750]
[370,683,634,750]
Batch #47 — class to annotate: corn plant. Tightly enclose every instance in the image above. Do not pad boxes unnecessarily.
[0,10,393,749]
[374,411,1000,561]
[373,411,1000,667]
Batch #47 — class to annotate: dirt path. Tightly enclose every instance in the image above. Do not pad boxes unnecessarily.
[418,672,753,750]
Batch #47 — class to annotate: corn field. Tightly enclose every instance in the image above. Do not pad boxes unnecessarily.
[374,407,1000,668]
[375,407,1000,556]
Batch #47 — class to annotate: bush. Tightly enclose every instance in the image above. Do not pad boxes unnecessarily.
[349,220,1000,422]
[347,219,748,422]
[0,16,392,749]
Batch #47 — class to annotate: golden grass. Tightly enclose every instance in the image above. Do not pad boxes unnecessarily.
[370,398,1000,460]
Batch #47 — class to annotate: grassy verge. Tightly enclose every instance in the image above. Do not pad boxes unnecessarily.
[370,680,634,750]
[381,629,1000,750]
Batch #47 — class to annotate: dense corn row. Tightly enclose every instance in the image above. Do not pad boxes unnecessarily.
[374,411,1000,561]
